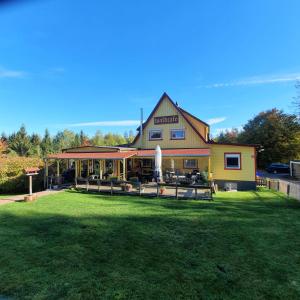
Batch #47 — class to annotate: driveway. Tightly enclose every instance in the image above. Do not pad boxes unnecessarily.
[258,170,300,185]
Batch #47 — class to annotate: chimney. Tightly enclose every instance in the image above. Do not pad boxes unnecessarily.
[140,108,143,149]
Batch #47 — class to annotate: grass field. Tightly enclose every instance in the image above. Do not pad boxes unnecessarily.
[0,189,300,299]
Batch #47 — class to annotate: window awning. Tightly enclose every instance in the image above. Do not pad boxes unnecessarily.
[136,148,210,157]
[47,151,137,160]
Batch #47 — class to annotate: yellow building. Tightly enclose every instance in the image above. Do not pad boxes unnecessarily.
[47,93,257,190]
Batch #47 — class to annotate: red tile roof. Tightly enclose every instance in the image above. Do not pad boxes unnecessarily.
[48,151,137,160]
[47,148,210,159]
[24,167,40,174]
[136,148,210,157]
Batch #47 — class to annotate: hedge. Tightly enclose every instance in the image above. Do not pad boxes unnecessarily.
[0,156,44,193]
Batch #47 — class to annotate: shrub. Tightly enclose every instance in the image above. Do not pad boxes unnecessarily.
[0,156,44,193]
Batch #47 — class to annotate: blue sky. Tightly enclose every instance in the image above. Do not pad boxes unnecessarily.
[0,0,299,137]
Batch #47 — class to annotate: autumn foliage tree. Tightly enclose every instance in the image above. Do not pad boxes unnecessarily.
[238,109,300,167]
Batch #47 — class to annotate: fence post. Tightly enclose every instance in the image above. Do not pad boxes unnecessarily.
[157,182,159,197]
[139,182,142,196]
[98,180,101,192]
[175,182,178,199]
[195,187,197,200]
[277,180,280,191]
[287,183,290,197]
[111,181,113,195]
[86,179,89,191]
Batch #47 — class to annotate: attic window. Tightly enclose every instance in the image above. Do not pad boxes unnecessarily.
[170,129,185,140]
[149,129,162,140]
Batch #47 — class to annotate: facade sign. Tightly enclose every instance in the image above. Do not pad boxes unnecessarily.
[154,115,179,125]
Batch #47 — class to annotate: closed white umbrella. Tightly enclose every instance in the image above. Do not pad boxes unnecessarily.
[155,145,162,182]
[170,159,175,171]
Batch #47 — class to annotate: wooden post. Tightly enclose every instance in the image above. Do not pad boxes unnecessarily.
[139,182,142,196]
[123,158,126,181]
[208,156,212,180]
[44,159,48,189]
[195,187,197,200]
[175,181,178,199]
[75,160,78,186]
[86,178,89,191]
[56,160,60,185]
[99,160,103,179]
[157,182,159,197]
[29,175,32,195]
[98,180,101,192]
[111,181,113,195]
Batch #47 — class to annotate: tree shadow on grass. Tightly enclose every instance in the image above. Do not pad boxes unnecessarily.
[1,198,300,300]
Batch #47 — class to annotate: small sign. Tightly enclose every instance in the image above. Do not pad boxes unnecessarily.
[154,115,179,125]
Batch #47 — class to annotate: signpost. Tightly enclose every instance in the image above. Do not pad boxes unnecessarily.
[24,167,39,202]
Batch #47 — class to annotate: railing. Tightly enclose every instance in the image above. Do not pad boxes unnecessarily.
[75,178,214,200]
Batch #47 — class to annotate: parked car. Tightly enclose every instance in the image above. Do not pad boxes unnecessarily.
[266,163,290,174]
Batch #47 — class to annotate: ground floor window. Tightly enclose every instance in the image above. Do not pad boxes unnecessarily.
[224,153,241,170]
[184,159,197,169]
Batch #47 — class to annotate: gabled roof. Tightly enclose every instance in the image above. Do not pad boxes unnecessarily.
[131,92,208,146]
[178,106,210,127]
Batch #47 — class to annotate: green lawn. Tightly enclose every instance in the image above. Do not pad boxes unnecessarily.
[0,189,300,299]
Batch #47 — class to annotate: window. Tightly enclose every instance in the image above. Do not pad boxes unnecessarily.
[170,129,185,140]
[149,129,162,140]
[184,159,198,169]
[224,153,241,170]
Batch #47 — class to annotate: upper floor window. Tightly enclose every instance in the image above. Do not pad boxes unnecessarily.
[224,153,241,170]
[149,129,162,140]
[170,129,185,140]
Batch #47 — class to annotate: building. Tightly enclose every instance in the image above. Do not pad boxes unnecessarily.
[290,161,300,179]
[47,93,257,190]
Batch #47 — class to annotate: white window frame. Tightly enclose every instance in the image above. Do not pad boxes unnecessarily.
[170,128,185,140]
[149,129,163,140]
[183,159,198,169]
[224,153,241,170]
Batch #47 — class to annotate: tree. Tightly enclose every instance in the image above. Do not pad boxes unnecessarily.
[53,130,76,152]
[41,129,53,156]
[215,128,240,144]
[8,125,32,156]
[293,80,300,119]
[238,109,300,167]
[29,133,41,156]
[79,130,90,146]
[73,133,81,147]
[91,130,104,145]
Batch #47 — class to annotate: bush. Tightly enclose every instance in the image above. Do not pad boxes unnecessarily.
[0,156,44,193]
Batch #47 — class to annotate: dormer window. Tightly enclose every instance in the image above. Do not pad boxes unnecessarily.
[149,129,162,140]
[170,129,185,140]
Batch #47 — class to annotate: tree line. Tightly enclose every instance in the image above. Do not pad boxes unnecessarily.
[0,85,299,168]
[0,128,135,158]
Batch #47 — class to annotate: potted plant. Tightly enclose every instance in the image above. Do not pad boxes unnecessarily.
[125,183,133,192]
[120,183,126,191]
[160,187,166,195]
